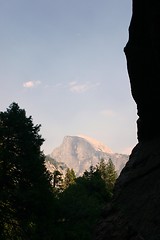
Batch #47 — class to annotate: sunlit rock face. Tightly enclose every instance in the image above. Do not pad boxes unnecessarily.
[49,135,128,176]
[94,1,160,239]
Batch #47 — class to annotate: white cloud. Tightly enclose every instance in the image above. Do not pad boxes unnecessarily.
[23,80,41,88]
[69,81,100,93]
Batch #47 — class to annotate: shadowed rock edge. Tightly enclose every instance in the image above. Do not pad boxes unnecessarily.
[94,1,160,239]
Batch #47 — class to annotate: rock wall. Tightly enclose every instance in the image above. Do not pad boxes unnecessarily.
[94,1,160,239]
[124,0,160,142]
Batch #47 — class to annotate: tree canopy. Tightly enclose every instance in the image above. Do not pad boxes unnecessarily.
[0,102,118,240]
[96,158,118,192]
[0,102,55,240]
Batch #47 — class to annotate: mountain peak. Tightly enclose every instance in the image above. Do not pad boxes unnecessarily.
[49,135,128,176]
[77,134,113,154]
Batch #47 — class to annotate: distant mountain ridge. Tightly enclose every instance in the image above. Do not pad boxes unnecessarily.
[45,135,129,176]
[77,134,113,154]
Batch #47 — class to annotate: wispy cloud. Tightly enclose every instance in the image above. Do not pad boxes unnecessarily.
[23,80,41,88]
[69,81,100,93]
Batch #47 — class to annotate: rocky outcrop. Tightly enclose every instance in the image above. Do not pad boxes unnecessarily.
[49,135,128,176]
[45,155,68,175]
[94,139,160,239]
[94,1,160,239]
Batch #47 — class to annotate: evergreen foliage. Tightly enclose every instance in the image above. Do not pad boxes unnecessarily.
[97,158,118,192]
[54,164,113,240]
[0,102,118,240]
[0,102,55,240]
[63,168,76,189]
[52,170,63,188]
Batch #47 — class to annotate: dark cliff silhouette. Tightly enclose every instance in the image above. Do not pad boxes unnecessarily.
[124,0,160,142]
[94,1,160,239]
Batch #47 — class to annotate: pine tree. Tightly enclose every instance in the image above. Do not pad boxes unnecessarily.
[105,158,118,191]
[52,169,63,195]
[0,102,55,240]
[63,168,76,189]
[83,165,96,180]
[96,158,117,191]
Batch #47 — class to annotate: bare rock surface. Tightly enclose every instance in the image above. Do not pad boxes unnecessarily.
[49,135,128,176]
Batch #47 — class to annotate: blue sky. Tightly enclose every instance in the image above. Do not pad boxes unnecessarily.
[0,0,137,155]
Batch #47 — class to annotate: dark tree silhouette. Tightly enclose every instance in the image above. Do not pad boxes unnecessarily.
[0,102,55,240]
[96,158,117,192]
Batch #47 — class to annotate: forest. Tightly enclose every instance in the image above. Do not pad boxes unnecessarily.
[0,102,117,240]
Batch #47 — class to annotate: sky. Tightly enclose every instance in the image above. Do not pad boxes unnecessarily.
[0,0,138,155]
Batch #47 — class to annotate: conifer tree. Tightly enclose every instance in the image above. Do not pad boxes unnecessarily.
[63,168,76,189]
[97,158,117,191]
[0,102,55,240]
[52,169,64,196]
[105,158,118,190]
